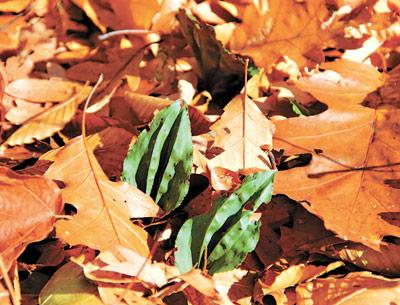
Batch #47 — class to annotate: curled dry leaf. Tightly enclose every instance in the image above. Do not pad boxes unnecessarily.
[4,90,88,146]
[44,135,157,256]
[0,167,63,273]
[273,60,400,249]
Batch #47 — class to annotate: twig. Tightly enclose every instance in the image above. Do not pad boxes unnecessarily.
[98,29,155,41]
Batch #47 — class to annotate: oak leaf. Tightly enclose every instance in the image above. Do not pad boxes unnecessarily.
[229,0,331,69]
[274,60,400,249]
[208,94,275,172]
[0,167,62,273]
[44,135,157,257]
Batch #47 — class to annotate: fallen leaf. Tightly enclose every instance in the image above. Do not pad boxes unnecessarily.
[0,167,62,273]
[326,241,400,276]
[39,262,103,305]
[229,0,330,69]
[296,271,400,305]
[44,135,155,256]
[5,78,90,103]
[0,0,31,13]
[259,261,343,293]
[177,9,245,104]
[273,60,400,248]
[178,269,233,305]
[208,94,275,172]
[4,90,88,146]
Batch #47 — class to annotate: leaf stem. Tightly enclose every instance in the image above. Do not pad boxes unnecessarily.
[242,59,249,170]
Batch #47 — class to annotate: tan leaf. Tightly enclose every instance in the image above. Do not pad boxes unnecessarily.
[92,247,171,287]
[0,167,62,273]
[229,0,330,69]
[273,60,400,249]
[179,269,233,305]
[44,136,153,257]
[4,91,88,146]
[296,59,383,105]
[208,94,275,172]
[296,272,400,305]
[5,78,90,103]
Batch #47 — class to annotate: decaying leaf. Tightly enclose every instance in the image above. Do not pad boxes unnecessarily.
[177,9,245,104]
[5,78,90,103]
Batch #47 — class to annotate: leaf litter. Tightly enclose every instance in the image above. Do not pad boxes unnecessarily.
[0,1,399,304]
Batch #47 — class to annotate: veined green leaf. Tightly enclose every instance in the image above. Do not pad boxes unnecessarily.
[207,210,260,274]
[175,170,276,274]
[122,101,193,212]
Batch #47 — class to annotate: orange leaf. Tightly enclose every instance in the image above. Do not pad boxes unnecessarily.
[274,60,400,249]
[44,135,154,256]
[0,167,62,272]
[229,0,330,69]
[296,272,400,305]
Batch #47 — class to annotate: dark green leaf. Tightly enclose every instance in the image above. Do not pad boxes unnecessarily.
[175,170,276,273]
[207,210,260,274]
[122,101,193,212]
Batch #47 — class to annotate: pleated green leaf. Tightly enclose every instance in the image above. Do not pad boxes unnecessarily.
[207,210,260,274]
[175,170,276,274]
[122,101,193,212]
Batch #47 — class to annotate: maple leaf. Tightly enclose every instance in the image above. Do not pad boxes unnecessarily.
[0,167,62,273]
[274,60,400,249]
[44,133,156,256]
[229,0,331,69]
[208,94,275,172]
